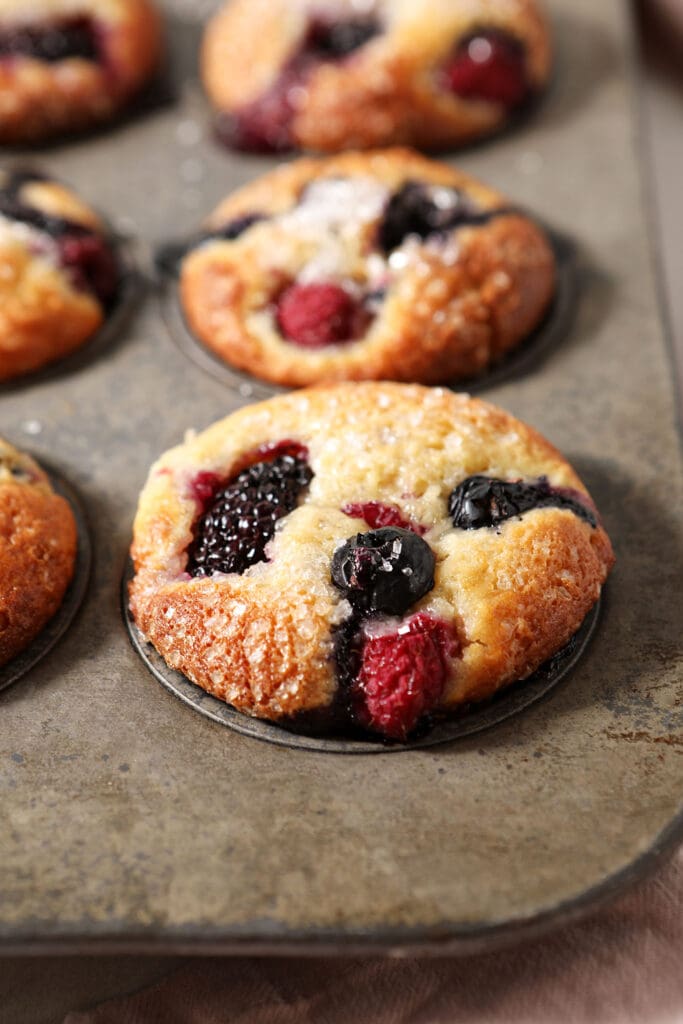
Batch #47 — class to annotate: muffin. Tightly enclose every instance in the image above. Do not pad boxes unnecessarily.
[0,438,77,667]
[129,383,614,742]
[202,0,551,154]
[173,149,556,388]
[0,168,120,382]
[0,0,162,144]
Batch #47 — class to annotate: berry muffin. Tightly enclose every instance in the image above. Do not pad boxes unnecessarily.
[0,168,120,382]
[0,438,77,667]
[0,0,162,144]
[129,383,614,743]
[202,0,551,154]
[174,149,556,388]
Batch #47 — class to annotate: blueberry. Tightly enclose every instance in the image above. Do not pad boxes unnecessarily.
[449,475,597,530]
[331,527,435,616]
[307,18,380,59]
[377,181,510,254]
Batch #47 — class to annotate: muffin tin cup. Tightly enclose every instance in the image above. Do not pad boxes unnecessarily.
[155,226,577,400]
[0,465,91,694]
[0,232,142,393]
[122,555,600,754]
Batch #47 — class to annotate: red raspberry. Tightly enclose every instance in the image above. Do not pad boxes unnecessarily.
[445,31,529,109]
[353,614,459,740]
[58,233,119,305]
[342,501,426,536]
[277,282,364,348]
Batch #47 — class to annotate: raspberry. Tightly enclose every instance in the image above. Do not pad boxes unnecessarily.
[58,234,119,306]
[0,18,99,63]
[353,614,459,740]
[448,475,597,530]
[342,501,425,535]
[444,30,529,109]
[186,451,313,577]
[277,282,367,348]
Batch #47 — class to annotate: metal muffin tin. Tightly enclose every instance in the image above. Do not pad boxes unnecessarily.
[0,0,682,956]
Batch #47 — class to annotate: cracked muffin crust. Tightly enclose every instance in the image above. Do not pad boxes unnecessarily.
[0,0,162,144]
[0,438,77,667]
[176,149,556,388]
[202,0,551,154]
[0,168,120,382]
[129,383,614,742]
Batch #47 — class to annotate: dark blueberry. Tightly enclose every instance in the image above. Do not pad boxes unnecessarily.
[0,17,99,64]
[186,453,313,577]
[155,214,265,277]
[306,18,380,59]
[448,475,597,530]
[377,181,509,255]
[331,527,435,616]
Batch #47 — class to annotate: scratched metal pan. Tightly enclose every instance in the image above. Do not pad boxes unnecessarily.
[0,465,91,694]
[154,227,577,402]
[122,557,601,754]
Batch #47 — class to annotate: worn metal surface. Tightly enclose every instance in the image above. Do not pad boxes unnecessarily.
[0,0,681,954]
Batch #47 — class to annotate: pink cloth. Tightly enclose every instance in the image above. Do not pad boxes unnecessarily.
[64,848,683,1024]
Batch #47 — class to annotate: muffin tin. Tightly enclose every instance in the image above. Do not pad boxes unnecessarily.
[0,0,682,955]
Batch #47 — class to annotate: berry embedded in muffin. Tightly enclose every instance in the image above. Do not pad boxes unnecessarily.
[0,169,121,382]
[202,0,551,154]
[0,438,77,668]
[0,0,162,144]
[171,149,556,388]
[129,383,614,744]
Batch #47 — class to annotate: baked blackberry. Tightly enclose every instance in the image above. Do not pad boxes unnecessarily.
[449,475,597,530]
[187,452,313,577]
